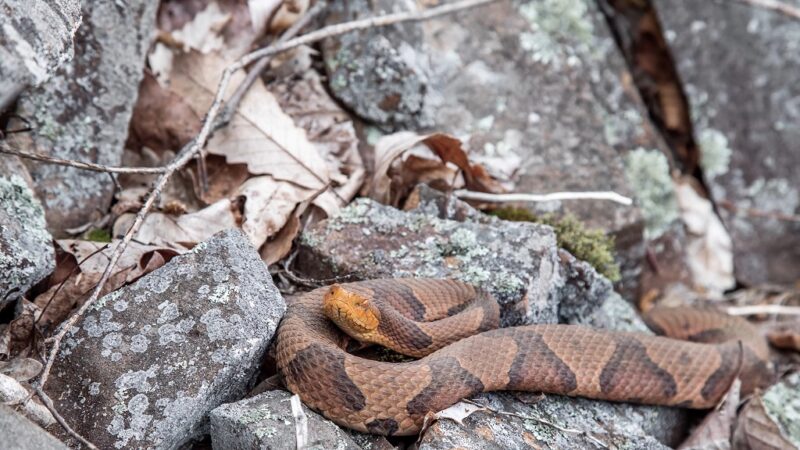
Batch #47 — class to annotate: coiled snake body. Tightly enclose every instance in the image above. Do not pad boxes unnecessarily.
[275,279,771,436]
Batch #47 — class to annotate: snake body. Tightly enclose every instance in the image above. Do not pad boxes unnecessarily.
[275,279,771,436]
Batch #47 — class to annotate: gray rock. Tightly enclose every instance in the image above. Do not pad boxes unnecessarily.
[10,0,157,235]
[210,390,361,450]
[297,198,612,327]
[0,405,68,450]
[0,155,55,309]
[44,229,286,449]
[322,0,435,131]
[653,0,800,285]
[419,392,685,449]
[0,0,81,111]
[734,372,800,449]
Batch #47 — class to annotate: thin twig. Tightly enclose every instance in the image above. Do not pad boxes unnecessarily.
[726,305,800,316]
[34,0,499,418]
[33,386,98,450]
[0,143,166,174]
[462,399,608,448]
[734,0,800,20]
[453,189,634,206]
[290,394,309,450]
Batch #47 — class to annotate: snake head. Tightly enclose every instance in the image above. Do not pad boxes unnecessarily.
[323,284,381,338]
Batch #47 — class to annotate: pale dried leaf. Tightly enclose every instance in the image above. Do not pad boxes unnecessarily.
[734,394,797,450]
[435,401,488,426]
[679,379,740,450]
[113,199,239,247]
[675,177,735,295]
[170,1,231,53]
[237,176,315,248]
[33,240,183,328]
[260,214,300,265]
[170,51,331,191]
[248,0,283,36]
[0,358,42,382]
[269,0,309,33]
[369,131,503,205]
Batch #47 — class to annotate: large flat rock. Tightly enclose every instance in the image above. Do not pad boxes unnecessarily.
[45,229,285,449]
[10,0,157,234]
[654,0,800,285]
[0,155,55,309]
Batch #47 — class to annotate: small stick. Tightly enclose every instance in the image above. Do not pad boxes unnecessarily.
[33,386,97,450]
[453,189,634,206]
[290,394,309,450]
[734,0,800,20]
[726,305,800,316]
[0,143,166,174]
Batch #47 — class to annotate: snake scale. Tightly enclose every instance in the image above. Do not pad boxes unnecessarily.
[275,278,772,436]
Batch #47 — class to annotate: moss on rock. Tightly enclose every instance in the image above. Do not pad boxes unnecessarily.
[489,207,620,282]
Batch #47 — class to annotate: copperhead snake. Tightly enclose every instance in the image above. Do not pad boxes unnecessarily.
[275,278,772,436]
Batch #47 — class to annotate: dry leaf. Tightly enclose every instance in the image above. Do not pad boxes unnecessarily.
[679,379,740,450]
[675,177,735,295]
[236,176,316,248]
[269,0,309,33]
[734,391,798,450]
[435,401,488,425]
[33,241,182,328]
[248,0,283,36]
[171,51,332,191]
[260,214,300,265]
[113,199,240,248]
[0,358,43,382]
[269,65,365,209]
[766,322,800,352]
[128,72,201,152]
[369,131,504,205]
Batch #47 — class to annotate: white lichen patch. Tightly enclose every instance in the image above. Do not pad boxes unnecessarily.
[517,0,597,67]
[624,148,679,239]
[697,128,732,178]
[761,373,800,447]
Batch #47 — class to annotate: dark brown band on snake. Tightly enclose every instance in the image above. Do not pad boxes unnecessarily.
[276,279,772,436]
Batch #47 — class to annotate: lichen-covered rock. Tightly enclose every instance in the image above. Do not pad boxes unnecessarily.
[419,392,685,449]
[0,155,55,309]
[653,1,800,285]
[210,390,362,450]
[45,229,285,449]
[297,198,612,327]
[321,0,435,131]
[0,405,68,450]
[9,0,157,235]
[0,0,81,111]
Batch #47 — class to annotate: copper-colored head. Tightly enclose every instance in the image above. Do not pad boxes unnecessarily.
[323,284,381,339]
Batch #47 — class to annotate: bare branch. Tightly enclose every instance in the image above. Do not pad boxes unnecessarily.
[0,143,166,174]
[33,386,97,450]
[453,189,634,206]
[726,305,800,316]
[734,0,800,20]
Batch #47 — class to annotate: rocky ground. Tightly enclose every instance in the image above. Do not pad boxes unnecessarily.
[1,0,799,449]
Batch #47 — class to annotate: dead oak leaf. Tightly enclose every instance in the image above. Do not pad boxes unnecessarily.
[170,50,332,192]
